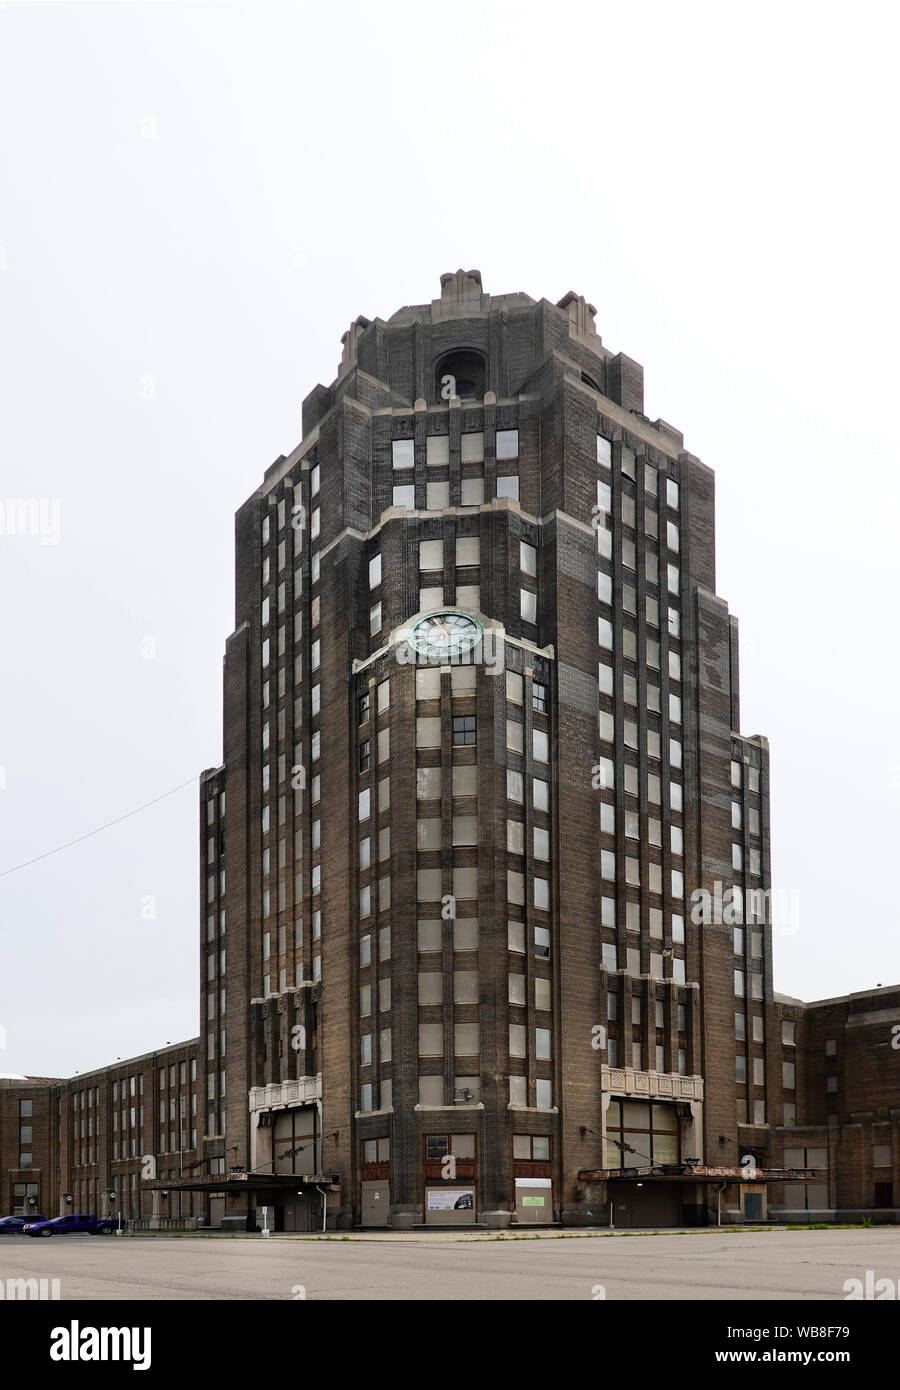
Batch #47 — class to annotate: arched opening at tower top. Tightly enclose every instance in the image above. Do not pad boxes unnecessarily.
[434,349,486,403]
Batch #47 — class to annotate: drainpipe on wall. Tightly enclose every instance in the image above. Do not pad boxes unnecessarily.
[314,1098,327,1230]
[314,1098,323,1177]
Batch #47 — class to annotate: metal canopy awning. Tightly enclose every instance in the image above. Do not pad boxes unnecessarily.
[143,1173,338,1194]
[579,1166,815,1184]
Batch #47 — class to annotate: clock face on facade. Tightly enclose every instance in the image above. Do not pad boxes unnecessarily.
[409,610,482,659]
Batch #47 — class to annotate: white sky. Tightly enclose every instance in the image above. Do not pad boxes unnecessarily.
[1,0,897,1077]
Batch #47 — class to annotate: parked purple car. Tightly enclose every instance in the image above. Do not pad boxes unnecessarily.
[0,1214,46,1233]
[23,1213,117,1237]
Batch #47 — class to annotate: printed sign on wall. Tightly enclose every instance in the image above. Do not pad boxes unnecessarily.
[426,1188,474,1212]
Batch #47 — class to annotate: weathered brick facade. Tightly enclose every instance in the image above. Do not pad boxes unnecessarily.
[1,1040,201,1226]
[3,271,896,1228]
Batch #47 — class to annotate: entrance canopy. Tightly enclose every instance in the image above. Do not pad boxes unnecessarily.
[142,1173,338,1194]
[579,1165,815,1184]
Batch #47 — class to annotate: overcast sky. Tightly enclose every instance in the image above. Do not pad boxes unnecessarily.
[1,1,897,1078]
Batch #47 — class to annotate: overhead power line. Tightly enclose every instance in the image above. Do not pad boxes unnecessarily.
[0,776,198,879]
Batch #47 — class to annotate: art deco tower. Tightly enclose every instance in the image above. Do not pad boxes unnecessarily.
[198,270,773,1230]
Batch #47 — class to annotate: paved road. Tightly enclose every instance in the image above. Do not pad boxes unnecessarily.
[1,1228,897,1300]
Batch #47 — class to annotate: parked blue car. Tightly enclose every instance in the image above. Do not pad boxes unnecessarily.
[0,1214,46,1233]
[23,1214,117,1237]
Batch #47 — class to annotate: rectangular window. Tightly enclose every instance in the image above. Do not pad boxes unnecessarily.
[426,480,450,510]
[452,715,476,746]
[419,539,443,571]
[460,477,484,507]
[460,432,484,463]
[426,434,449,467]
[496,429,519,459]
[393,484,415,511]
[392,438,415,469]
[420,583,442,617]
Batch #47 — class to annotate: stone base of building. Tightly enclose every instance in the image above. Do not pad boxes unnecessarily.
[561,1205,606,1227]
[482,1209,513,1229]
[777,1208,899,1225]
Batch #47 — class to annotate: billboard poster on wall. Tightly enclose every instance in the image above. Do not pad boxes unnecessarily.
[426,1188,474,1212]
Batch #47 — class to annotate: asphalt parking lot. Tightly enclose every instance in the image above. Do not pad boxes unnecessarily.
[0,1227,897,1300]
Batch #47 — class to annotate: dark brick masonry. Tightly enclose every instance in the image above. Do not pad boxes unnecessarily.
[3,272,896,1229]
